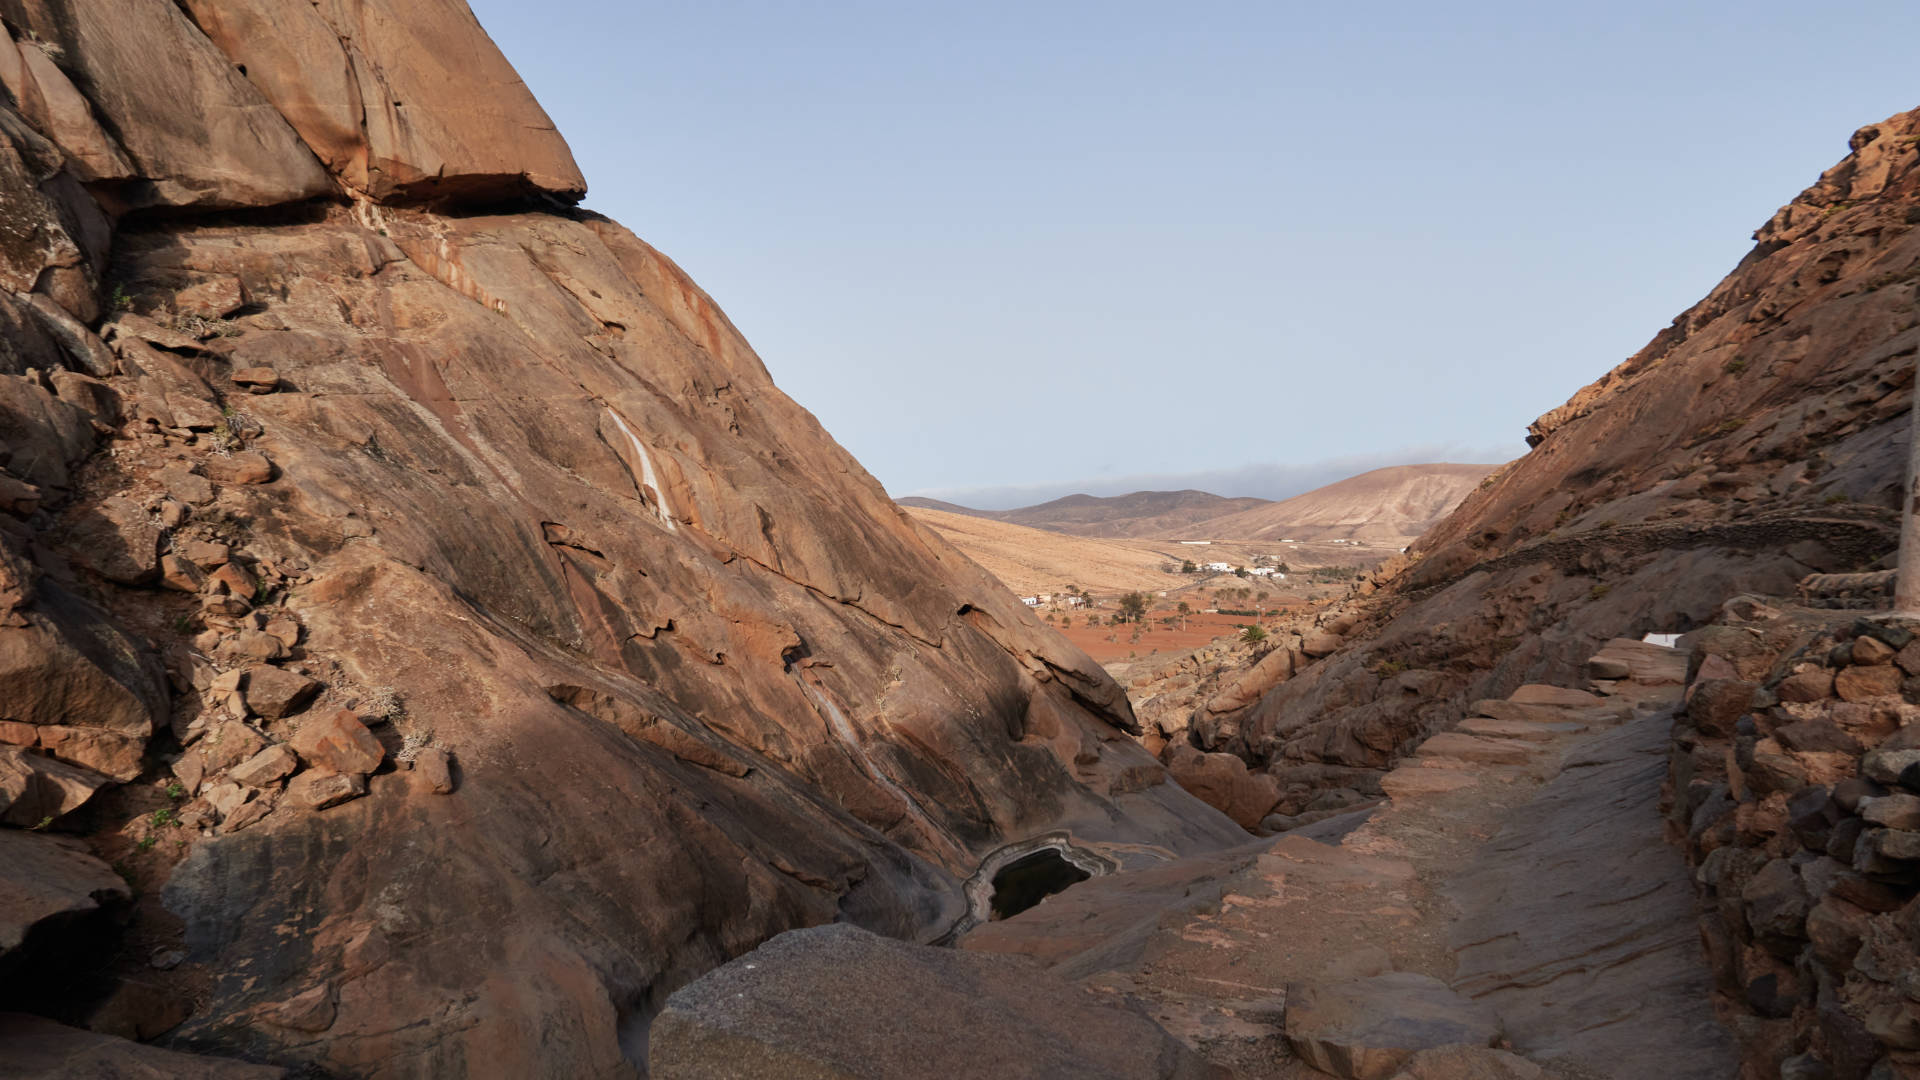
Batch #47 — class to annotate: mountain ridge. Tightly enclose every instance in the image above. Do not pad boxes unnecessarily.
[900,463,1496,544]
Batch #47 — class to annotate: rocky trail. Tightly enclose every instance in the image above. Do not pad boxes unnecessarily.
[957,638,1736,1079]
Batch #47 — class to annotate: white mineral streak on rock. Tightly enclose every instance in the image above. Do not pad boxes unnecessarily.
[605,406,676,532]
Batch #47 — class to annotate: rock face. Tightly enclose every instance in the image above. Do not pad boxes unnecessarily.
[1444,711,1736,1078]
[649,924,1218,1080]
[173,0,586,202]
[1283,972,1502,1080]
[0,0,332,211]
[1165,743,1279,829]
[0,2,1243,1075]
[1180,106,1920,810]
[0,1012,284,1078]
[0,830,126,958]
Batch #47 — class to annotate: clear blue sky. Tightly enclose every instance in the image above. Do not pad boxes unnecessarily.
[470,1,1918,509]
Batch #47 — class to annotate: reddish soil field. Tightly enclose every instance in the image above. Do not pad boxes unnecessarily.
[1050,606,1306,664]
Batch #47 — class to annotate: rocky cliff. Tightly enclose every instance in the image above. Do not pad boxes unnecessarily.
[0,3,1242,1074]
[1175,107,1920,816]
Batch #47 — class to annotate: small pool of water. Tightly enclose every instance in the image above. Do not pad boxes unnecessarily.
[987,848,1091,920]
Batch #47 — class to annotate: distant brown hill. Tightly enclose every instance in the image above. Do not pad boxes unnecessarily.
[901,466,1496,545]
[903,507,1191,597]
[1188,463,1500,544]
[898,489,1271,538]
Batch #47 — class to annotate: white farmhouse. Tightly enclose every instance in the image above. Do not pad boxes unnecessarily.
[1204,562,1233,573]
[1020,596,1041,607]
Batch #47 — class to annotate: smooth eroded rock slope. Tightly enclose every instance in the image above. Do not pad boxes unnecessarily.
[0,2,1244,1075]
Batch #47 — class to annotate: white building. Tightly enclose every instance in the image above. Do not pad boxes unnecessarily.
[1020,596,1041,607]
[1063,595,1085,607]
[1179,540,1212,545]
[1205,562,1233,573]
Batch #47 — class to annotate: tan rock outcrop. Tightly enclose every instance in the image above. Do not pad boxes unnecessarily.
[0,0,332,211]
[0,830,126,956]
[1166,744,1280,829]
[649,924,1217,1079]
[175,0,586,203]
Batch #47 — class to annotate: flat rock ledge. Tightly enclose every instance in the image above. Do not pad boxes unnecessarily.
[648,923,1219,1080]
[1283,972,1503,1080]
[0,1012,284,1078]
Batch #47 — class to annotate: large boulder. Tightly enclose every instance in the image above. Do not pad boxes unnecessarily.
[1166,744,1280,829]
[1283,973,1503,1080]
[0,746,111,826]
[175,0,586,203]
[0,580,163,784]
[0,830,126,959]
[648,924,1217,1080]
[0,0,332,210]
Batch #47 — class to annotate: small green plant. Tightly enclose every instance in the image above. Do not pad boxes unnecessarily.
[171,611,193,634]
[1239,625,1268,645]
[135,835,158,853]
[1589,583,1612,601]
[1723,357,1748,375]
[149,807,177,829]
[1825,493,1851,505]
[109,284,134,311]
[29,815,52,831]
[1372,658,1406,677]
[1713,418,1745,436]
[165,781,185,800]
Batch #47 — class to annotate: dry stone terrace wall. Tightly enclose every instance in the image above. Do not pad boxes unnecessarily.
[1669,605,1920,1080]
[0,2,1246,1073]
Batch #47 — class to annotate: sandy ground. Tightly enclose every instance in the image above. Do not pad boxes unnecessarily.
[908,506,1390,602]
[1043,578,1350,664]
